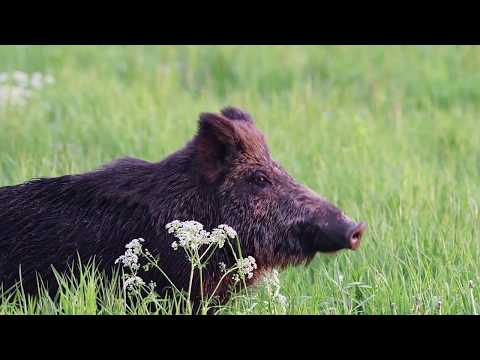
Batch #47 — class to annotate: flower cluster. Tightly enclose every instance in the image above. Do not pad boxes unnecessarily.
[114,238,144,272]
[236,256,257,280]
[123,275,145,291]
[0,71,55,108]
[115,221,260,313]
[167,220,237,252]
[217,224,238,239]
[167,220,258,289]
[261,269,288,310]
[115,238,150,292]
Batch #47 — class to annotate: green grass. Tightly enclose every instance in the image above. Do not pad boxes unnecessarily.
[0,45,479,315]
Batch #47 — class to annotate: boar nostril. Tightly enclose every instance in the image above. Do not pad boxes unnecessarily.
[348,222,367,250]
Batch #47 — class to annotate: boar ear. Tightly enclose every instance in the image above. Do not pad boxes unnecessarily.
[194,112,243,183]
[220,106,254,123]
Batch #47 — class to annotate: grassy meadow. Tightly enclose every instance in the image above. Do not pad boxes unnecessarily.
[0,45,479,314]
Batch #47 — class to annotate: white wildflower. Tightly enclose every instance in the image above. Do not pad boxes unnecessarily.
[180,220,204,233]
[115,249,140,271]
[125,237,144,254]
[115,221,254,312]
[0,85,31,107]
[166,220,234,252]
[210,228,229,248]
[123,275,145,291]
[261,269,289,312]
[115,238,145,271]
[0,70,55,108]
[166,220,182,234]
[174,228,202,250]
[217,224,237,239]
[237,256,257,279]
[262,269,281,289]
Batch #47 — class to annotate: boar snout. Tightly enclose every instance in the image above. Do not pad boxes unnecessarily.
[347,221,367,250]
[295,203,367,254]
[315,217,367,252]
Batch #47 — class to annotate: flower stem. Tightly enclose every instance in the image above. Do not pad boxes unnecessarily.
[187,262,194,314]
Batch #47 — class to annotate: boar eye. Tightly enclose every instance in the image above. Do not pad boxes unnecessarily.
[253,172,271,188]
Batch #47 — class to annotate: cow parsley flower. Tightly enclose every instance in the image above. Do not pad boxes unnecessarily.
[165,220,238,252]
[115,238,145,271]
[125,237,144,254]
[115,249,140,271]
[166,220,213,251]
[210,228,229,248]
[123,275,145,291]
[217,224,237,239]
[237,256,257,279]
[0,85,31,107]
[116,221,260,312]
[165,220,181,233]
[165,220,258,290]
[0,70,55,108]
[261,269,289,312]
[262,269,281,289]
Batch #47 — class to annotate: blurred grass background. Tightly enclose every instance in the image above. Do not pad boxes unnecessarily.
[0,45,479,314]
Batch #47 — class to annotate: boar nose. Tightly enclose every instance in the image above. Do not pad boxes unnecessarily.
[347,222,367,250]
